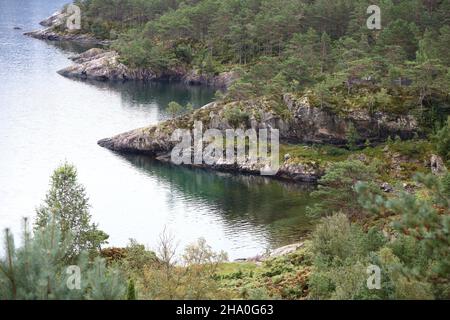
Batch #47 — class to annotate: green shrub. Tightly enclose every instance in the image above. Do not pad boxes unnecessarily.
[433,117,450,163]
[357,173,450,298]
[224,106,250,128]
[308,213,388,300]
[307,160,380,218]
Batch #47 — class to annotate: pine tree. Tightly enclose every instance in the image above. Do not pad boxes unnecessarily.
[35,163,108,262]
[307,160,380,219]
[167,101,183,118]
[356,173,450,297]
[0,218,125,300]
[433,116,450,163]
[346,123,360,151]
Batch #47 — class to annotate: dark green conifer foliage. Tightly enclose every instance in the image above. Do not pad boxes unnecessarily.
[0,218,125,300]
[307,160,379,218]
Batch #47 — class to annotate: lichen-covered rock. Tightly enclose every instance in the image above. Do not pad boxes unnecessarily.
[24,11,110,45]
[39,10,67,27]
[283,93,418,145]
[183,69,238,88]
[58,49,238,87]
[430,154,447,176]
[68,48,107,63]
[267,242,304,259]
[58,50,160,81]
[98,94,420,183]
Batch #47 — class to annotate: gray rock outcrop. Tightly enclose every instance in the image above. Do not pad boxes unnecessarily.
[58,48,238,88]
[283,93,418,145]
[98,94,419,182]
[24,10,109,45]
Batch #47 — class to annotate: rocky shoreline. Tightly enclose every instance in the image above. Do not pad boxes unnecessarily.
[24,10,109,46]
[98,94,419,183]
[57,48,238,88]
[25,10,237,87]
[27,10,421,184]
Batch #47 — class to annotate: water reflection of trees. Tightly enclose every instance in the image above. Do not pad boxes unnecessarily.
[122,154,315,248]
[47,40,99,54]
[64,77,215,114]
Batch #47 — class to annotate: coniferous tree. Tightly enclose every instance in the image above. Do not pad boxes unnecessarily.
[356,173,450,298]
[307,160,380,218]
[433,117,450,163]
[35,163,108,261]
[0,218,125,300]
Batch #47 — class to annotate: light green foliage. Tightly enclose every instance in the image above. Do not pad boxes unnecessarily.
[120,239,158,273]
[87,258,126,300]
[34,163,108,261]
[138,236,230,300]
[308,213,386,300]
[223,106,250,128]
[217,243,313,300]
[0,219,125,300]
[167,101,183,118]
[127,279,137,300]
[356,173,450,298]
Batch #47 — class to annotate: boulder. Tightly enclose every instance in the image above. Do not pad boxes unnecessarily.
[267,243,304,259]
[430,154,447,176]
[380,182,394,193]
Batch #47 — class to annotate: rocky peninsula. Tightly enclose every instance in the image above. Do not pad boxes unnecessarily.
[26,10,423,183]
[57,48,238,88]
[24,10,109,46]
[98,93,419,182]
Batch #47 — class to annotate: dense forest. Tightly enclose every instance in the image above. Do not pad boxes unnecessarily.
[72,0,450,129]
[1,0,449,300]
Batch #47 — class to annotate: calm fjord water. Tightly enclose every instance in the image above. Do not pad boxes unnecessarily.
[0,0,312,259]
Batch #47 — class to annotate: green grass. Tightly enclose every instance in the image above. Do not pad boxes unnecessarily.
[280,143,350,165]
[217,262,258,276]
